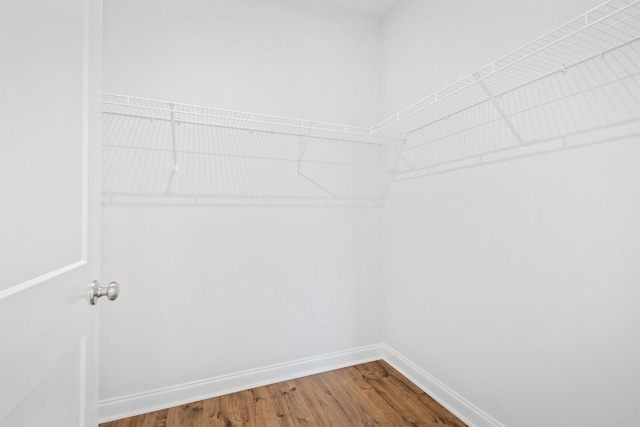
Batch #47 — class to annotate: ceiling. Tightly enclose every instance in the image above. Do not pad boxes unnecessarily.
[317,0,400,18]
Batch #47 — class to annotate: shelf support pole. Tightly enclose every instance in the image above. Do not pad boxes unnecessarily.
[298,172,338,199]
[474,73,525,146]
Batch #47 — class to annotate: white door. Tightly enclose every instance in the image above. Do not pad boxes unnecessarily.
[0,0,103,426]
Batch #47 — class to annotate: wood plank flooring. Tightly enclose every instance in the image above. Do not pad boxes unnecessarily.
[100,360,466,427]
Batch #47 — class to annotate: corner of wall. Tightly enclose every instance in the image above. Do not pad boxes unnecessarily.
[382,345,505,427]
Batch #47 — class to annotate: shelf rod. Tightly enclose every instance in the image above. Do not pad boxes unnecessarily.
[102,144,380,168]
[474,73,525,145]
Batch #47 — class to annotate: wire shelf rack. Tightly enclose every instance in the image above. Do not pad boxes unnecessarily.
[102,94,400,207]
[102,0,640,204]
[383,0,640,179]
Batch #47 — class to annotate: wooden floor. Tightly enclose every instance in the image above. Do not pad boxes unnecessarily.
[100,360,466,427]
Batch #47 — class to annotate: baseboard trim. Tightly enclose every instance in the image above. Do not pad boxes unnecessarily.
[100,343,503,426]
[98,344,384,423]
[381,344,504,427]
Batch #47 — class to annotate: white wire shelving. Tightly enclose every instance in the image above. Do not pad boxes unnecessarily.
[102,94,401,207]
[102,0,640,206]
[383,0,640,179]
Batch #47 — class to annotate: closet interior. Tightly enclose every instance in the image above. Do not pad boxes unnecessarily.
[99,1,640,426]
[102,0,640,205]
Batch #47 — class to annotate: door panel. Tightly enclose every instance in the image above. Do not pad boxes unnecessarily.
[0,281,89,424]
[0,0,86,290]
[0,0,102,426]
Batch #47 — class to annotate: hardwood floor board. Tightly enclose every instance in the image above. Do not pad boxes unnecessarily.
[340,365,417,426]
[126,414,146,427]
[100,420,130,427]
[357,363,429,417]
[355,362,448,426]
[101,361,467,427]
[220,390,254,425]
[356,362,467,427]
[206,388,276,427]
[203,393,244,427]
[320,367,390,426]
[416,393,469,427]
[202,393,225,427]
[373,361,424,396]
[295,374,355,427]
[166,401,204,427]
[250,385,283,426]
[127,408,169,427]
[320,369,380,426]
[154,408,170,427]
[266,379,317,426]
[369,362,467,427]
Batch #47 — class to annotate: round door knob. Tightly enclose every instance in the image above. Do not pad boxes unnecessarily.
[89,280,120,305]
[106,281,119,301]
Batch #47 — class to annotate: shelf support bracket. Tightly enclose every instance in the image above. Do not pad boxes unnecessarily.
[298,172,338,199]
[391,140,413,172]
[296,125,337,199]
[164,103,179,194]
[297,125,313,175]
[474,73,524,146]
[169,103,179,170]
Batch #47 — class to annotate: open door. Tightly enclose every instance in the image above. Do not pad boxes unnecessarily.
[0,1,103,426]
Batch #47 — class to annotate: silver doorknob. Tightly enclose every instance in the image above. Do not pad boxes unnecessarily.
[88,280,120,305]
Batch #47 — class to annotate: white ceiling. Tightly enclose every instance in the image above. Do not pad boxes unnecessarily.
[317,0,400,18]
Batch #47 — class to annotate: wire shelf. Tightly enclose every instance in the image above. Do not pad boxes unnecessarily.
[102,94,379,144]
[382,0,640,178]
[102,0,640,204]
[102,95,399,207]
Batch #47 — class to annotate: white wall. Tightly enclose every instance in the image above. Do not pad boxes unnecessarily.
[100,0,384,412]
[103,0,382,126]
[381,1,640,426]
[101,0,640,424]
[100,206,382,398]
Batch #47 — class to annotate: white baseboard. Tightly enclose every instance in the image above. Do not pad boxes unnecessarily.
[381,344,505,427]
[99,343,503,427]
[98,344,384,423]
